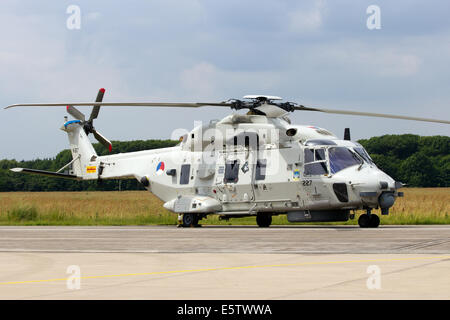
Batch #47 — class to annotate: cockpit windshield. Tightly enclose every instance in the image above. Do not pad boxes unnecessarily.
[328,147,361,174]
[303,146,373,176]
[353,147,374,165]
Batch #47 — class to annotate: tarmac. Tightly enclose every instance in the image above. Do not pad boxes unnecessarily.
[0,225,449,299]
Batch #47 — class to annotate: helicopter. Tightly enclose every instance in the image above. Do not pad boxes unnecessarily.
[5,89,450,228]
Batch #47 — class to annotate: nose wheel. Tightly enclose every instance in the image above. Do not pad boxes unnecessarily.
[358,212,380,228]
[181,213,200,227]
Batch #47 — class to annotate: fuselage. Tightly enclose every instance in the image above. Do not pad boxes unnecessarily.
[80,113,401,220]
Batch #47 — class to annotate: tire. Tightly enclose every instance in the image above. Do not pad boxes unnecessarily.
[182,213,198,227]
[256,214,272,227]
[369,214,380,228]
[358,214,370,228]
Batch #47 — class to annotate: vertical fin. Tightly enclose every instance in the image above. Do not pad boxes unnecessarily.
[63,121,98,178]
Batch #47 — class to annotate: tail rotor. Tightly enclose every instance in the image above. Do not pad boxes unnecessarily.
[89,88,105,121]
[66,105,85,121]
[66,88,112,152]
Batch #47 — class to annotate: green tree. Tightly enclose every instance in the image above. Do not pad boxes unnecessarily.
[399,152,440,187]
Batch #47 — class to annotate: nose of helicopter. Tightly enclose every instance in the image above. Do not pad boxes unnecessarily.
[356,167,396,190]
[346,166,399,212]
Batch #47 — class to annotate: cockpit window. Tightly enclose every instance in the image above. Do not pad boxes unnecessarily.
[305,149,314,163]
[305,162,328,175]
[329,147,361,174]
[304,148,328,176]
[353,147,374,164]
[305,148,326,163]
[315,149,326,161]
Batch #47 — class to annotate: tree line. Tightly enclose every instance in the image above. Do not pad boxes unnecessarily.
[358,134,449,187]
[0,135,448,191]
[0,139,178,192]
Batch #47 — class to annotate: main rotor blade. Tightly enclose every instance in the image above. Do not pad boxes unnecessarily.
[5,102,233,109]
[92,129,112,152]
[7,100,449,124]
[66,105,85,121]
[294,106,450,124]
[89,88,105,121]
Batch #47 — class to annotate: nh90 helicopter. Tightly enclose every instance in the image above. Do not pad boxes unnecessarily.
[5,90,450,228]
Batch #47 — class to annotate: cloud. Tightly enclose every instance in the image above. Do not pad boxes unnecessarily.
[179,61,282,100]
[308,41,422,77]
[86,12,101,21]
[288,0,326,34]
[0,10,126,96]
[369,51,421,77]
[180,62,218,98]
[1,1,450,160]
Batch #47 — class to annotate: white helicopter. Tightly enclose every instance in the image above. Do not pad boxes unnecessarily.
[5,89,450,228]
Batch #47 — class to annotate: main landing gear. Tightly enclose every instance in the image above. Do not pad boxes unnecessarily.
[358,210,380,228]
[256,213,272,228]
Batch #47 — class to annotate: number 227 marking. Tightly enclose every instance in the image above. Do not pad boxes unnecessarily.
[302,180,312,186]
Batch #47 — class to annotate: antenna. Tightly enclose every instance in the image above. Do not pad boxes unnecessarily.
[344,128,351,140]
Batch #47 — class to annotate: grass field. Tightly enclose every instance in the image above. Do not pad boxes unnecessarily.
[0,188,448,225]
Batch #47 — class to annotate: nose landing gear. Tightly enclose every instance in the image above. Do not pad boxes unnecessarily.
[181,213,200,227]
[358,210,380,228]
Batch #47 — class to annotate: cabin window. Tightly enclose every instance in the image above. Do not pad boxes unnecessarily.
[224,160,239,183]
[231,133,260,149]
[180,164,191,185]
[255,159,267,181]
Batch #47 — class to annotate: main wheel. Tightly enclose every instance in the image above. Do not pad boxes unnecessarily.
[182,213,199,227]
[369,214,380,228]
[256,214,272,227]
[358,214,370,228]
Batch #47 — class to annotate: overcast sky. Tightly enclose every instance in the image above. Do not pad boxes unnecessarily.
[1,0,449,160]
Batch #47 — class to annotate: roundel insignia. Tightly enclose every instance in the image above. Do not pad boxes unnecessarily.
[156,161,165,175]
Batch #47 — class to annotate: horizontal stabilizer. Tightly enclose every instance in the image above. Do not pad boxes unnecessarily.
[10,168,80,180]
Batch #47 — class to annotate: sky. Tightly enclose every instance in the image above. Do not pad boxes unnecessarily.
[0,0,449,160]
